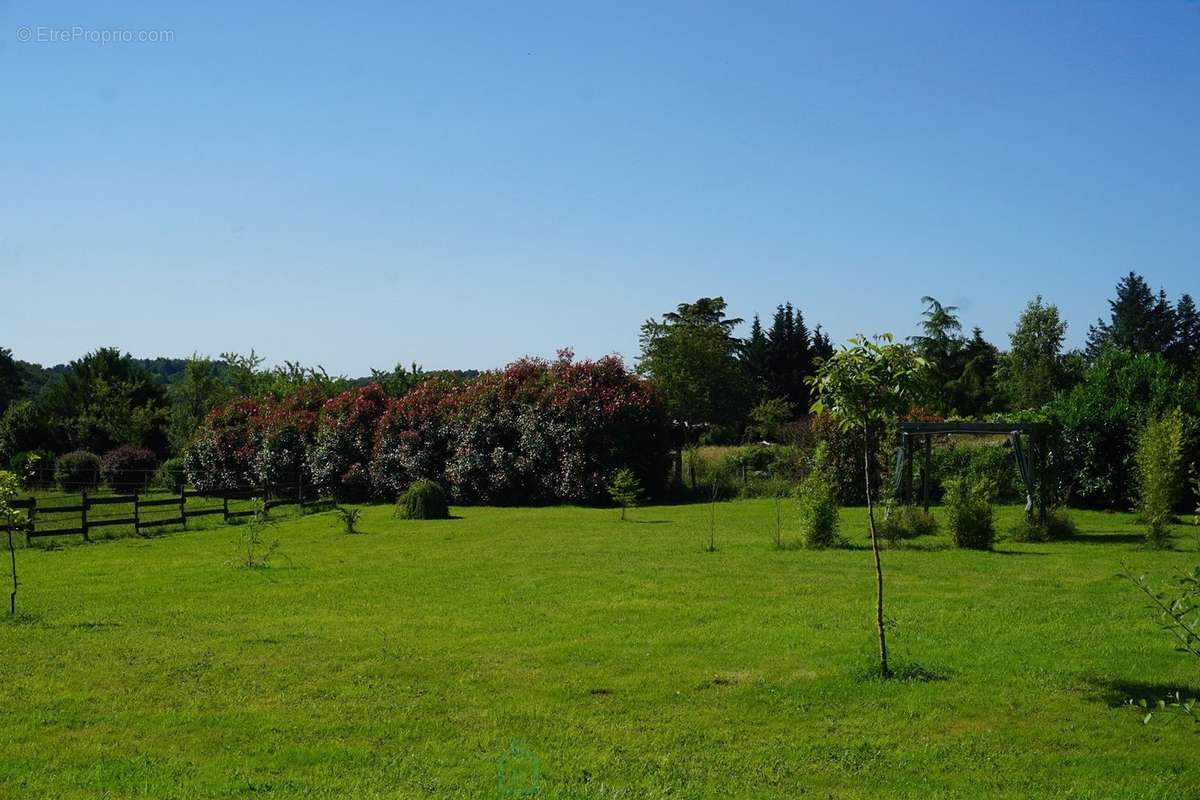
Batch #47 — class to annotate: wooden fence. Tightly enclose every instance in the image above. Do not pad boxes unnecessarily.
[8,484,333,544]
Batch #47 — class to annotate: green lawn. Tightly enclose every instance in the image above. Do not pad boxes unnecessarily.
[2,501,1197,799]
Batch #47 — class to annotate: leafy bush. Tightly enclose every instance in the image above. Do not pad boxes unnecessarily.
[746,398,794,442]
[9,450,52,488]
[1009,507,1077,543]
[371,378,462,499]
[396,479,450,520]
[807,413,899,506]
[944,477,995,550]
[54,451,101,491]
[156,457,186,491]
[308,383,388,499]
[101,445,158,492]
[1048,349,1199,509]
[879,503,938,547]
[190,354,670,508]
[797,444,839,548]
[183,398,264,492]
[1135,410,1187,548]
[930,443,1022,503]
[0,401,53,469]
[251,385,323,489]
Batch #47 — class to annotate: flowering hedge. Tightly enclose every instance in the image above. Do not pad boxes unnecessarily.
[183,385,322,493]
[439,354,670,504]
[182,398,264,492]
[370,377,463,499]
[308,383,388,499]
[186,354,670,505]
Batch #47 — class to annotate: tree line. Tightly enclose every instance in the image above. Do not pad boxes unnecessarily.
[2,270,1197,509]
[637,271,1200,443]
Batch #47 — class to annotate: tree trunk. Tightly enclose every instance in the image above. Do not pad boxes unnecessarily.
[864,426,890,679]
[7,525,16,616]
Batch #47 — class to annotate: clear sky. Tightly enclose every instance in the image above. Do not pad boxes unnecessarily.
[2,1,1197,375]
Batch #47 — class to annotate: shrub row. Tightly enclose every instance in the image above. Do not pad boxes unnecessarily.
[184,354,671,505]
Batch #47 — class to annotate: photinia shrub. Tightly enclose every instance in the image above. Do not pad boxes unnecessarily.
[188,353,671,506]
[101,444,158,492]
[371,378,462,499]
[308,383,388,498]
[251,384,323,490]
[183,397,264,492]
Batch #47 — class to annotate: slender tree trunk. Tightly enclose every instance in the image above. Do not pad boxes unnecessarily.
[7,525,16,616]
[864,425,890,678]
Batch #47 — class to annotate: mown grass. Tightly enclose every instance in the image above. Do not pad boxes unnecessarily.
[1,501,1197,798]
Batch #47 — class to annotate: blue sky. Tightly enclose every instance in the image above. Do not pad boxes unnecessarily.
[2,1,1197,375]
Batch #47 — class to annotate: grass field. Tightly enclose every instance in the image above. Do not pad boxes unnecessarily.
[2,500,1198,799]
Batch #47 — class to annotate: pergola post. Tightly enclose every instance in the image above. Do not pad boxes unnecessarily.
[903,434,913,504]
[922,434,932,512]
[1033,427,1046,523]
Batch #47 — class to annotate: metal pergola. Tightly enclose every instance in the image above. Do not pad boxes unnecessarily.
[894,421,1045,520]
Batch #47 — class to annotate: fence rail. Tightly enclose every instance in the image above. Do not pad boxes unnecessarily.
[9,483,322,543]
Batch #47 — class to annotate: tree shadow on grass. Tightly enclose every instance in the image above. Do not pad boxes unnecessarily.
[1070,533,1146,545]
[622,519,672,525]
[1,611,42,627]
[1084,676,1200,708]
[853,656,951,684]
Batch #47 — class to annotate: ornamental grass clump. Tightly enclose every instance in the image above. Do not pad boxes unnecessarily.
[396,480,450,520]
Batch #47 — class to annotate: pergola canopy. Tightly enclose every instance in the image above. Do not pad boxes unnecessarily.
[894,421,1045,520]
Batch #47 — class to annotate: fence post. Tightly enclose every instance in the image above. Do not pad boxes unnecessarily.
[81,490,90,542]
[222,493,229,522]
[134,491,140,532]
[179,484,187,529]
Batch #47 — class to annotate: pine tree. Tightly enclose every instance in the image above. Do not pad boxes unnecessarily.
[811,326,834,365]
[763,303,816,411]
[1086,272,1175,357]
[910,297,964,415]
[950,327,1001,416]
[1170,293,1200,372]
[740,315,769,398]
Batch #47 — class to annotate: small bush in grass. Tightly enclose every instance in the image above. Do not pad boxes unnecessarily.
[155,457,186,491]
[607,468,643,521]
[879,503,938,547]
[396,479,450,520]
[1135,410,1186,549]
[101,445,158,492]
[335,505,363,534]
[54,451,101,491]
[1009,507,1077,542]
[797,444,840,549]
[944,477,995,550]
